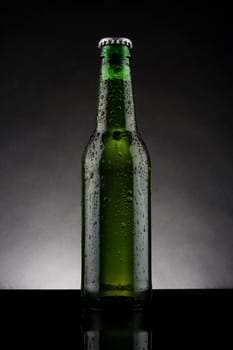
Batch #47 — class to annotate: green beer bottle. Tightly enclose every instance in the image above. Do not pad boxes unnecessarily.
[81,37,151,308]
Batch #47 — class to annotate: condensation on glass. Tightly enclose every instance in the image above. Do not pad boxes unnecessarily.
[81,37,152,308]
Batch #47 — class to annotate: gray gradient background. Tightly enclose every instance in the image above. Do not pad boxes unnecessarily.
[0,6,232,289]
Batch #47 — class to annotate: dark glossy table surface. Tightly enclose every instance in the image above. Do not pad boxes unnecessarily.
[0,289,232,348]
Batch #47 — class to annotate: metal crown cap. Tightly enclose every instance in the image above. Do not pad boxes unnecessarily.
[98,37,133,49]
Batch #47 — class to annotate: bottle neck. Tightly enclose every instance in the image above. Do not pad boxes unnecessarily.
[96,45,136,132]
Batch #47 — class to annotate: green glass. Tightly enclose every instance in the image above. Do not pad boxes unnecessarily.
[81,38,151,308]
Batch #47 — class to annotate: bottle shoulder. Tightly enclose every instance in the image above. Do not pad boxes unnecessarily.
[82,129,151,168]
[83,129,150,146]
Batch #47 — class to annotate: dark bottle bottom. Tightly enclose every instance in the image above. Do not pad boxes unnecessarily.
[81,291,152,311]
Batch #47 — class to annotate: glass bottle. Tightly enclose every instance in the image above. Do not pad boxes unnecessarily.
[81,37,151,308]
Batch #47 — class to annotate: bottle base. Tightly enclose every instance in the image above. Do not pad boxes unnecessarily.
[81,292,152,311]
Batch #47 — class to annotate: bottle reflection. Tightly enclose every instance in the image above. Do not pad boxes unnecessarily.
[81,308,152,350]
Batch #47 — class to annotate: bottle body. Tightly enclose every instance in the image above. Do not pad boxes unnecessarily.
[81,39,151,308]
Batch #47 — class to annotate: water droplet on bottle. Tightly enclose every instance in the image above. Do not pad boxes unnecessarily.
[121,222,126,228]
[113,131,121,140]
[118,152,122,157]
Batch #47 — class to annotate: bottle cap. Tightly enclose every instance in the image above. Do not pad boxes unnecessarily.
[98,37,133,49]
